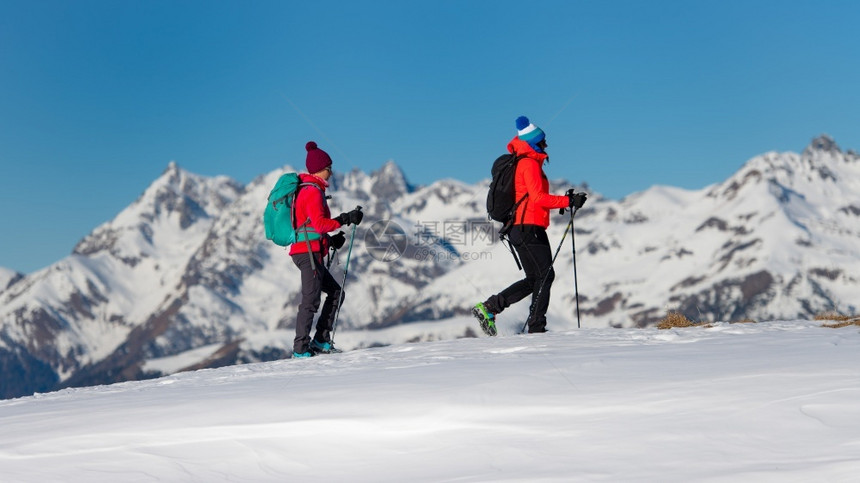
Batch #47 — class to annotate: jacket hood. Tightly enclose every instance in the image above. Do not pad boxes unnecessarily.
[507,137,548,163]
[299,172,329,189]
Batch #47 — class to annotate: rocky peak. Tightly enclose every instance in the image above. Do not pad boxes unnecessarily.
[0,267,23,290]
[162,161,181,181]
[803,134,841,157]
[709,135,849,202]
[73,163,243,257]
[370,160,413,200]
[145,162,243,227]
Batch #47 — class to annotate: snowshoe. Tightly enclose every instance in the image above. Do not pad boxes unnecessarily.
[292,351,313,359]
[472,302,497,336]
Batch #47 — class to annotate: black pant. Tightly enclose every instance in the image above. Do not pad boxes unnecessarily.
[485,225,554,333]
[292,252,343,353]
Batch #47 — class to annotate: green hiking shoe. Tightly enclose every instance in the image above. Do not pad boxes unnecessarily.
[472,302,497,336]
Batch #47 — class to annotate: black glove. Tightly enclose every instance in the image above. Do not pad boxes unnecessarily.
[335,208,364,226]
[567,189,587,210]
[330,231,346,250]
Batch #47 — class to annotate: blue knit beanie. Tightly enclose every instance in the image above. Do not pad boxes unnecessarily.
[515,116,545,150]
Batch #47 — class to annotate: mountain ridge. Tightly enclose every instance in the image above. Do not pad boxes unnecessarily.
[1,135,857,399]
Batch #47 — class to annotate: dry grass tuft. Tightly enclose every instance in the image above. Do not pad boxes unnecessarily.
[814,311,860,328]
[657,311,860,330]
[822,320,860,328]
[657,311,710,329]
[815,311,856,321]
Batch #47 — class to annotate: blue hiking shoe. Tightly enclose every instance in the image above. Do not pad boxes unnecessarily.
[310,339,342,354]
[310,339,331,354]
[292,351,313,359]
[472,302,497,336]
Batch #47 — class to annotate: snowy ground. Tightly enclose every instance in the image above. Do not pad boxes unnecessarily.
[1,318,859,482]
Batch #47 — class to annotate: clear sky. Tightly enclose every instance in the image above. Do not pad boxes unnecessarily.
[2,0,859,274]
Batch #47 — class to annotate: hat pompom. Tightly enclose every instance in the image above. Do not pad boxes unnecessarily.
[515,116,530,131]
[306,141,318,152]
[515,116,545,149]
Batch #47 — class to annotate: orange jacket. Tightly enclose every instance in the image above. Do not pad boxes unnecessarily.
[508,137,569,228]
[288,174,343,255]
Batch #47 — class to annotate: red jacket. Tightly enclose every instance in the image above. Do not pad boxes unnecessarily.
[507,137,569,228]
[288,174,342,255]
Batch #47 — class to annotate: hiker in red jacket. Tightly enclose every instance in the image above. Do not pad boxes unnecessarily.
[473,116,586,335]
[291,141,363,358]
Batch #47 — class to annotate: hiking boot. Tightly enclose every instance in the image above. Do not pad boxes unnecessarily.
[310,339,334,354]
[292,351,313,359]
[472,302,498,336]
[527,318,547,334]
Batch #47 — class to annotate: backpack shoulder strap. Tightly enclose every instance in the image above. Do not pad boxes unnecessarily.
[511,152,530,204]
[510,152,532,226]
[291,182,327,228]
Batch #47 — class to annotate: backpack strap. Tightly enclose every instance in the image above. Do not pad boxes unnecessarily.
[290,182,326,229]
[506,153,530,231]
[500,234,523,271]
[294,218,318,275]
[292,182,327,278]
[497,153,531,270]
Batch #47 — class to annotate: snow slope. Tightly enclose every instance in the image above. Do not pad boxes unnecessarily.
[1,319,858,482]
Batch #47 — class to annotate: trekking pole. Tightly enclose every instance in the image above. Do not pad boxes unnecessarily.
[520,209,577,334]
[330,206,362,342]
[570,207,582,328]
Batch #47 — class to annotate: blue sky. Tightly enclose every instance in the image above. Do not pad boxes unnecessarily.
[1,0,859,274]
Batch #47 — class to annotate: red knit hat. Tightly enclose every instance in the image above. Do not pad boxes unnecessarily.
[305,141,332,173]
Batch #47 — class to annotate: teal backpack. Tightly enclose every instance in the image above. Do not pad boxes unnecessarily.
[263,173,322,247]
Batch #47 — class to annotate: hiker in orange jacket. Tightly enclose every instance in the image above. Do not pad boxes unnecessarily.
[473,116,586,334]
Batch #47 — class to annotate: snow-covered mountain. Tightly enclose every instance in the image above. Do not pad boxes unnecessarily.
[0,163,244,398]
[0,267,23,291]
[1,135,858,399]
[573,134,860,327]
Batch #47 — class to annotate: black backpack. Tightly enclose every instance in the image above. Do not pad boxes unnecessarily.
[487,152,529,229]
